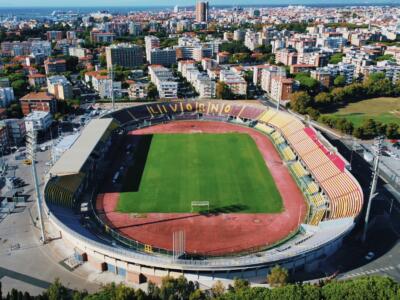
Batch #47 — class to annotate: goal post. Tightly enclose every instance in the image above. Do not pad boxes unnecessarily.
[191,201,210,213]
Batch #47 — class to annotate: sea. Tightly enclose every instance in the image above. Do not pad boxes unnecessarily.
[0,2,399,19]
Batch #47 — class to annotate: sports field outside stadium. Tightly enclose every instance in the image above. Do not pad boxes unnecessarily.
[117,133,283,214]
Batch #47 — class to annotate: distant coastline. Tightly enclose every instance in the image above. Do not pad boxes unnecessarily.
[0,2,398,19]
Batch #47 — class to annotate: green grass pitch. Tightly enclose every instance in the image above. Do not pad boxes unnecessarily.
[117,133,283,214]
[323,97,400,127]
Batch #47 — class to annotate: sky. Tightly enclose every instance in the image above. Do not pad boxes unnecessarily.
[0,0,397,7]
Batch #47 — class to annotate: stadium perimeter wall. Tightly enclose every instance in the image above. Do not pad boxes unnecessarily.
[45,200,350,283]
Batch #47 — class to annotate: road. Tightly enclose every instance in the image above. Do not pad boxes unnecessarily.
[0,145,105,295]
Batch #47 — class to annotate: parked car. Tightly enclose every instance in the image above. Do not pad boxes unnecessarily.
[365,252,375,260]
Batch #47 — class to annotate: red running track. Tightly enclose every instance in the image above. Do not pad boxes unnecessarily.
[96,121,307,256]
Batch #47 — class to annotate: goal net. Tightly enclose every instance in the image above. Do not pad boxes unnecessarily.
[191,201,210,213]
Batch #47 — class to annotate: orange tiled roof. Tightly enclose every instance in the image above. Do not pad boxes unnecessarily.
[20,92,54,101]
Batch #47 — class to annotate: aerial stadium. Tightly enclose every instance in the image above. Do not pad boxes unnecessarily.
[43,100,363,284]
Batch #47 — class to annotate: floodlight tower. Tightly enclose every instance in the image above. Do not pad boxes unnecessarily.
[26,129,46,243]
[361,136,384,243]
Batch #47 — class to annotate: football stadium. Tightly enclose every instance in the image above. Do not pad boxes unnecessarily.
[43,100,363,283]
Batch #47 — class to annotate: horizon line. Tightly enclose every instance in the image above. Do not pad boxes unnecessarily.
[0,2,398,8]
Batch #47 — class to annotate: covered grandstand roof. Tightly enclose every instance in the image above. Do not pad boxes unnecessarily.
[49,118,114,176]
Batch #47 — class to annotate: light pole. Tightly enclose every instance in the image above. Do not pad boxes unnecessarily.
[26,129,46,243]
[361,136,384,244]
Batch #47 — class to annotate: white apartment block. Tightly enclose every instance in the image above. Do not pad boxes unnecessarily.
[85,71,122,99]
[47,75,73,100]
[260,66,286,94]
[24,111,53,132]
[148,65,178,99]
[313,63,356,85]
[178,60,216,99]
[145,36,160,62]
[219,69,247,96]
[128,82,148,100]
[244,31,262,51]
[360,62,400,83]
[68,46,87,58]
[0,87,15,108]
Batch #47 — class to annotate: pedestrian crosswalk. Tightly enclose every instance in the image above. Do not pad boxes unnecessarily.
[342,265,396,279]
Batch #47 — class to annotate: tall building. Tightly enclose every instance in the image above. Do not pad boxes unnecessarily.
[149,48,177,66]
[145,36,160,62]
[195,1,209,23]
[46,31,63,41]
[105,43,144,69]
[128,23,142,36]
[47,75,73,100]
[44,58,67,74]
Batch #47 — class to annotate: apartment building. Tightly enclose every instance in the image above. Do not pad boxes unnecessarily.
[270,77,294,104]
[148,65,178,99]
[219,69,247,96]
[19,92,57,116]
[105,43,144,69]
[44,58,67,74]
[145,36,160,62]
[90,31,116,43]
[24,111,53,132]
[148,48,177,66]
[178,60,216,99]
[46,31,63,41]
[47,75,73,100]
[0,87,15,108]
[260,66,286,94]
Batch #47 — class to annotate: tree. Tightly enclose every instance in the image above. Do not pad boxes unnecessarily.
[6,103,23,118]
[321,276,399,299]
[329,53,344,64]
[47,278,69,300]
[290,91,312,114]
[99,53,107,68]
[267,265,289,287]
[11,79,29,97]
[386,123,400,139]
[314,92,332,106]
[115,283,136,300]
[159,276,198,300]
[65,56,79,72]
[189,289,206,300]
[229,52,250,64]
[211,280,225,298]
[147,82,159,100]
[233,278,250,291]
[375,54,395,62]
[216,81,233,99]
[331,87,346,103]
[295,73,319,94]
[334,75,346,87]
[147,281,161,299]
[255,44,272,54]
[355,119,387,139]
[220,41,251,54]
